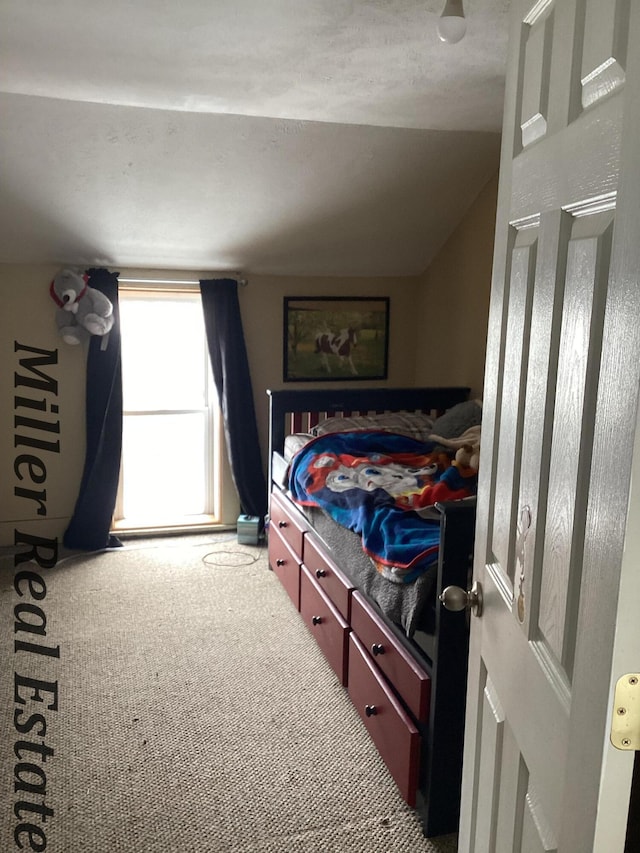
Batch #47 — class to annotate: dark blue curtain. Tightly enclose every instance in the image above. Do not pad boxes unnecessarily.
[63,268,123,550]
[200,279,267,523]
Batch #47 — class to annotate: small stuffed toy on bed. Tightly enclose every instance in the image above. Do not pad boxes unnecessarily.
[49,268,115,346]
[453,442,480,477]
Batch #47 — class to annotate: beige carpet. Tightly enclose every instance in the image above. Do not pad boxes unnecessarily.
[1,536,458,852]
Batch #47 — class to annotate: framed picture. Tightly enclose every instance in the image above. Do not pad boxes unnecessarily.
[283,296,389,382]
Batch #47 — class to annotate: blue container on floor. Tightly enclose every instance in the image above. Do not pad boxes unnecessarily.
[237,514,260,545]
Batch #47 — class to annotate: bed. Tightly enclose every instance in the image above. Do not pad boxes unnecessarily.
[266,386,479,837]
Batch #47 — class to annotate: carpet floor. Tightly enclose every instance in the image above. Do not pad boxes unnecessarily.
[1,536,458,852]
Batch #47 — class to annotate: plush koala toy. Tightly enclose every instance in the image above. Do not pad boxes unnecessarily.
[49,269,115,346]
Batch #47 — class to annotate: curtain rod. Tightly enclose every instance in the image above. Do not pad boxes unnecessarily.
[119,277,248,287]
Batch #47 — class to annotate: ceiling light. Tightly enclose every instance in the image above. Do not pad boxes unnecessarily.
[437,0,467,44]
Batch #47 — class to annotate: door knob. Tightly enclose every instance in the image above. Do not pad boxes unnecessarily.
[439,581,483,617]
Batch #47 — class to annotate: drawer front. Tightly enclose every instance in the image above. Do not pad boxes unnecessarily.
[348,634,420,807]
[269,490,308,557]
[268,524,301,610]
[302,532,354,621]
[351,591,431,723]
[300,565,349,686]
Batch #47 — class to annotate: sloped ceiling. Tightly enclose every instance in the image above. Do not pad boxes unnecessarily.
[0,0,509,276]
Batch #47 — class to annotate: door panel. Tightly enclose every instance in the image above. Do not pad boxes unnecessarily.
[537,211,613,673]
[494,731,527,853]
[581,0,629,108]
[473,673,505,850]
[520,3,554,147]
[491,226,538,584]
[460,1,640,850]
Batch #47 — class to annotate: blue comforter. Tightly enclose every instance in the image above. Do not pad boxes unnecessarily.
[289,430,476,582]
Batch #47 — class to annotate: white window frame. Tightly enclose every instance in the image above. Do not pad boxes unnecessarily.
[113,276,238,533]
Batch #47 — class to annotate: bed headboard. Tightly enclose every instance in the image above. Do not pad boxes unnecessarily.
[266,386,470,486]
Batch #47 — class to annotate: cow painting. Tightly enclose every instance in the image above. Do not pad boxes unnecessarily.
[314,327,358,374]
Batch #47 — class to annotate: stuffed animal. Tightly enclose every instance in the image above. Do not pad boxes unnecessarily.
[453,443,480,477]
[49,269,114,346]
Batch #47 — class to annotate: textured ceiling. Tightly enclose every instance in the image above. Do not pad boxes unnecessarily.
[0,0,509,276]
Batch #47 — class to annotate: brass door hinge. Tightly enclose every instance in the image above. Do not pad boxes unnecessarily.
[611,674,640,750]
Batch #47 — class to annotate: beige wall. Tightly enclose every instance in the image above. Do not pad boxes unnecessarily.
[0,182,497,547]
[0,267,422,547]
[240,274,421,468]
[414,174,498,400]
[1,264,87,550]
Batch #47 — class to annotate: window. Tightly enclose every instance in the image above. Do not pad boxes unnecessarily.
[113,284,236,531]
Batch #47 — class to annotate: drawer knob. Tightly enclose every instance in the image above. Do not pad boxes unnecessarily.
[278,520,288,528]
[276,559,285,567]
[312,615,323,625]
[371,643,385,656]
[365,704,377,717]
[315,569,326,578]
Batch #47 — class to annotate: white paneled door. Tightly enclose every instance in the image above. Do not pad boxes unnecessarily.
[459,1,640,851]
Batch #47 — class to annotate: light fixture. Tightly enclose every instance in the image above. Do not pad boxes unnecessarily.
[437,0,467,44]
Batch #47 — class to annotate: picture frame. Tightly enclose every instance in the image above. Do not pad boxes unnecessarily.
[283,296,389,382]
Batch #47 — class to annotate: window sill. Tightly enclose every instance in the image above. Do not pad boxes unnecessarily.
[112,514,234,539]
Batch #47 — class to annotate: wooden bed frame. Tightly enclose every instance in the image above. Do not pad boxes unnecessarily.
[266,386,476,837]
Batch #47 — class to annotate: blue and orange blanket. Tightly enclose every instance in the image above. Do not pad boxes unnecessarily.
[289,430,477,583]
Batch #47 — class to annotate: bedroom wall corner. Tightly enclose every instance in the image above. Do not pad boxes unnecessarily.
[0,264,87,550]
[414,173,498,400]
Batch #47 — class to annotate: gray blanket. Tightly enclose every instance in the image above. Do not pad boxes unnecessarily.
[301,504,439,638]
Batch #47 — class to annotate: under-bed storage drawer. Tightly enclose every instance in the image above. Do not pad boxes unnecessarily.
[302,532,354,622]
[268,524,301,610]
[300,564,349,686]
[269,489,308,557]
[350,591,431,723]
[348,633,420,806]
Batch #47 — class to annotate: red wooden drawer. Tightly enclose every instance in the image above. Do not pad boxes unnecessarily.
[348,633,420,806]
[302,532,354,621]
[268,524,301,610]
[351,591,431,723]
[269,490,308,557]
[300,565,349,686]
